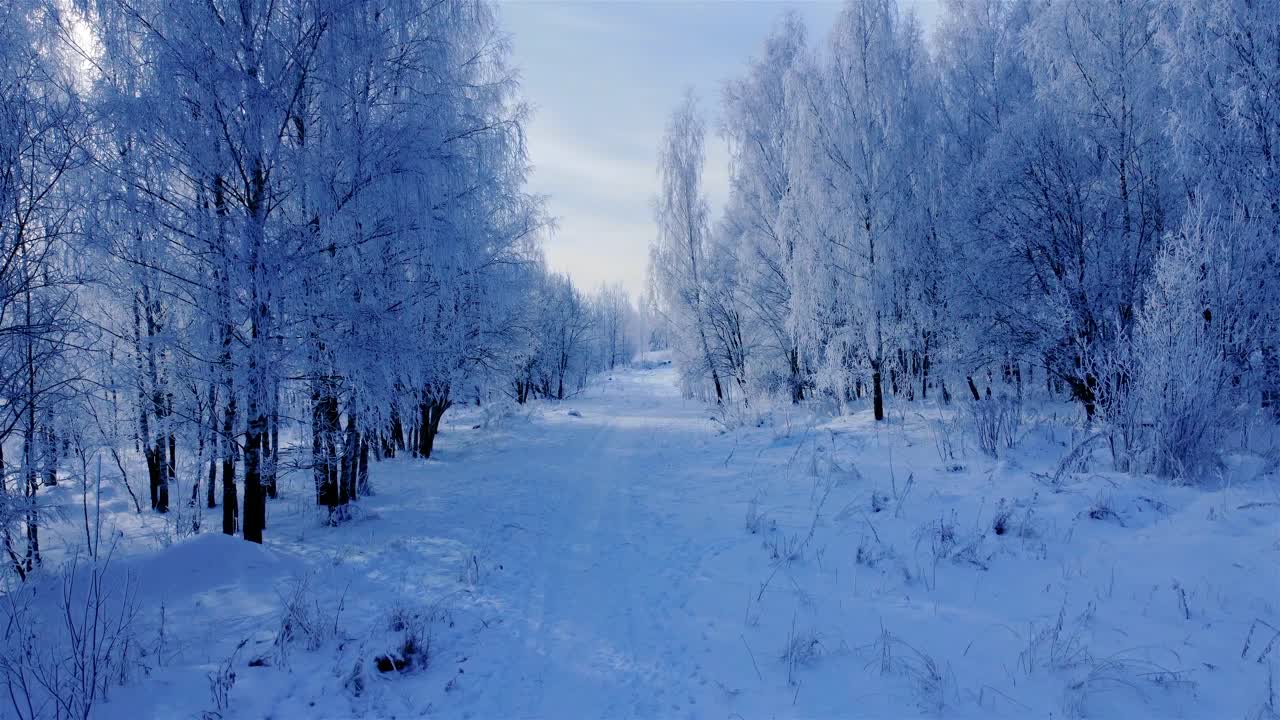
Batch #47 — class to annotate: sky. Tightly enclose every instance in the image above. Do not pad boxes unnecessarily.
[498,0,943,299]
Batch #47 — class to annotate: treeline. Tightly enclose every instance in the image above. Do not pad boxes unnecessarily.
[0,0,641,572]
[651,0,1279,479]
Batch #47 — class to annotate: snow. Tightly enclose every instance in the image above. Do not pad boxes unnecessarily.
[56,363,1280,718]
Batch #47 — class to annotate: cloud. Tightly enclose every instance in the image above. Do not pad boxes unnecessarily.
[543,211,654,297]
[526,124,655,208]
[523,118,657,296]
[501,0,938,297]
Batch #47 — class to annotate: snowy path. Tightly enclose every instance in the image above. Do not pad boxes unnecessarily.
[445,370,733,718]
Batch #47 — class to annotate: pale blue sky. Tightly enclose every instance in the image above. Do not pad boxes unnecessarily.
[498,0,943,298]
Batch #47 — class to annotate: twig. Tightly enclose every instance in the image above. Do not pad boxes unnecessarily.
[741,634,763,682]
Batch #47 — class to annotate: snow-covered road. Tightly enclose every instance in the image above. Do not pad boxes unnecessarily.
[439,368,735,718]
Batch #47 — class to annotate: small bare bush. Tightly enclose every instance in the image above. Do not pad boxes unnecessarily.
[1254,661,1279,720]
[867,625,948,713]
[745,495,767,535]
[926,411,965,464]
[913,512,990,587]
[480,398,531,429]
[0,551,141,720]
[1242,619,1280,665]
[781,613,823,687]
[373,602,437,675]
[1085,492,1124,525]
[270,574,342,666]
[766,531,803,564]
[967,395,1023,457]
[1019,604,1090,675]
[208,639,247,712]
[856,532,894,569]
[1035,433,1106,491]
[1062,652,1194,719]
[992,498,1012,536]
[458,553,484,586]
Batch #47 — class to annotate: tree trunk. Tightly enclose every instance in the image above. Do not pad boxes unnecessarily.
[213,175,233,522]
[193,403,207,507]
[239,149,271,544]
[338,413,357,505]
[137,292,160,509]
[153,435,170,513]
[243,412,265,543]
[312,387,337,510]
[263,410,274,501]
[418,398,450,459]
[966,376,982,402]
[357,435,370,496]
[265,381,279,499]
[389,407,404,453]
[42,426,57,486]
[21,426,41,573]
[872,366,885,422]
[789,348,804,403]
[920,347,930,401]
[144,442,159,510]
[207,384,219,508]
[222,391,238,536]
[418,400,429,456]
[167,429,176,498]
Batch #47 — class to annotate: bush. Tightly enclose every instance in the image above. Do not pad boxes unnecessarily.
[0,551,141,720]
[375,604,432,674]
[1126,207,1267,481]
[966,394,1022,457]
[271,574,337,666]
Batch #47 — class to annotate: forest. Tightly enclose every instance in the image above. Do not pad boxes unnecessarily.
[652,0,1278,478]
[1,0,647,559]
[2,0,1278,718]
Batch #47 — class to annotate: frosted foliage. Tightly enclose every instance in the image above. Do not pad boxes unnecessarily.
[647,0,1279,480]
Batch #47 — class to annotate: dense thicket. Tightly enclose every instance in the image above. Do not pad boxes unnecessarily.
[652,0,1280,480]
[0,0,641,568]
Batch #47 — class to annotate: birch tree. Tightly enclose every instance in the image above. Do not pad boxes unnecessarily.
[652,91,725,403]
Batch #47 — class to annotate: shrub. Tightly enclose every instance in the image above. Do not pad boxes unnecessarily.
[0,551,141,720]
[966,394,1023,457]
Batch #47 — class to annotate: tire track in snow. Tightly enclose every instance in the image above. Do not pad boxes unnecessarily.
[457,373,722,719]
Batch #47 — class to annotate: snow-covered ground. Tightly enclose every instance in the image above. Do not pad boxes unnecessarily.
[28,362,1280,719]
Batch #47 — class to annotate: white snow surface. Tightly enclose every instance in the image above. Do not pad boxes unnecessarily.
[49,363,1280,718]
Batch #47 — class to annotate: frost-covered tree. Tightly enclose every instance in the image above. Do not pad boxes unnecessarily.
[1133,206,1268,479]
[652,91,728,403]
[0,0,92,577]
[650,0,1278,480]
[960,0,1173,419]
[933,0,1036,399]
[784,0,933,419]
[720,13,809,401]
[537,273,596,400]
[595,283,637,371]
[67,0,546,536]
[1160,0,1280,414]
[85,0,337,541]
